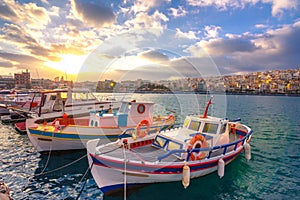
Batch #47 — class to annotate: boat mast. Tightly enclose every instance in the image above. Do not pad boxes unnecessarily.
[201,96,213,118]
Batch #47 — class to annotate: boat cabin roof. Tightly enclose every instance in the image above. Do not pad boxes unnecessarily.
[90,100,154,117]
[153,115,229,151]
[39,88,92,94]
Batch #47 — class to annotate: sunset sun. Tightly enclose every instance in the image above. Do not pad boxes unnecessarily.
[45,54,87,75]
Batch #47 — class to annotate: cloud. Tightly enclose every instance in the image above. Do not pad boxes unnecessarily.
[198,37,260,56]
[124,10,168,29]
[71,0,115,28]
[1,23,38,46]
[186,0,299,17]
[0,23,62,61]
[175,28,198,40]
[204,25,222,39]
[255,24,269,29]
[186,0,247,10]
[0,1,18,21]
[169,6,187,18]
[0,52,44,65]
[131,0,162,13]
[138,50,170,63]
[0,61,13,68]
[0,0,51,29]
[268,0,298,17]
[188,21,300,74]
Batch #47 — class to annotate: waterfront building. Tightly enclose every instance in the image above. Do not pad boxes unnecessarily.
[14,69,31,89]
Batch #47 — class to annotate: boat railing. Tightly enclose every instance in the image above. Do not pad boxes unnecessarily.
[157,130,253,162]
[118,123,181,139]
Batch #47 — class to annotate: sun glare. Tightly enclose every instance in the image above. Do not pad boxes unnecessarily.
[45,54,87,75]
[109,56,157,70]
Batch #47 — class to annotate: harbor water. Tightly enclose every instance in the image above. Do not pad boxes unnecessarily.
[0,94,299,199]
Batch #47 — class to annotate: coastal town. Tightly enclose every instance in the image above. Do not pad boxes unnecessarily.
[1,68,300,95]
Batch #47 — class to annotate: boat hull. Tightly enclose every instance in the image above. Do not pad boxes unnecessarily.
[87,138,244,194]
[26,118,174,152]
[26,118,122,152]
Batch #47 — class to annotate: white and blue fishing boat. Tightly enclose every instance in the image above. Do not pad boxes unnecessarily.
[87,97,253,194]
[26,100,175,152]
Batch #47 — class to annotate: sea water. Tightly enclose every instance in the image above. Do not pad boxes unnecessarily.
[0,94,299,199]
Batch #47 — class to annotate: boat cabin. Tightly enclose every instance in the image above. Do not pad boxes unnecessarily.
[152,115,230,159]
[32,88,100,115]
[89,101,154,127]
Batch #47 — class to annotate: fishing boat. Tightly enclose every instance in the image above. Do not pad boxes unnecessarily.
[26,100,175,152]
[87,97,253,194]
[2,88,119,123]
[0,92,35,116]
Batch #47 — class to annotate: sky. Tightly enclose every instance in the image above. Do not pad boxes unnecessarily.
[0,0,299,82]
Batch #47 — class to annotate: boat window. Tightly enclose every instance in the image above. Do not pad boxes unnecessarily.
[61,92,67,99]
[90,120,94,126]
[188,120,201,131]
[95,121,98,127]
[87,93,96,100]
[50,95,56,100]
[167,141,182,151]
[153,136,167,148]
[203,123,219,134]
[41,95,47,106]
[72,93,86,100]
[119,103,131,113]
[221,124,227,134]
[126,104,131,113]
[137,104,145,114]
[183,118,190,128]
[119,103,126,113]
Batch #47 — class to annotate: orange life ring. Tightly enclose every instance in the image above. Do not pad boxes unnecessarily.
[188,134,208,161]
[230,123,236,134]
[136,119,150,138]
[166,114,175,121]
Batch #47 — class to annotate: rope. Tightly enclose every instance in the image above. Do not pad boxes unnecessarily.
[123,146,127,200]
[34,154,87,177]
[23,124,53,191]
[65,141,122,199]
[74,163,92,200]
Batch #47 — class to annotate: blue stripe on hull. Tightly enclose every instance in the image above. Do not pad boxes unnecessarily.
[28,129,119,140]
[90,149,242,174]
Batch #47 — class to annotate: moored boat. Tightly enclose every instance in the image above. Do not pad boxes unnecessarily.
[2,88,119,124]
[14,121,27,134]
[87,97,253,194]
[26,100,175,152]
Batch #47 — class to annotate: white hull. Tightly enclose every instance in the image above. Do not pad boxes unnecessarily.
[26,118,120,152]
[87,139,243,193]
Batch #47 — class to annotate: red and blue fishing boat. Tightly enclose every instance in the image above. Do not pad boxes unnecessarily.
[87,97,253,194]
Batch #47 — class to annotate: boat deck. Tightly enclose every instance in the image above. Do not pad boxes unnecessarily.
[98,143,181,163]
[95,128,248,163]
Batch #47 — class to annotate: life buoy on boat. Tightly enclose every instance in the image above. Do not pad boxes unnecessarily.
[136,119,150,138]
[188,134,208,161]
[166,114,175,122]
[229,123,237,134]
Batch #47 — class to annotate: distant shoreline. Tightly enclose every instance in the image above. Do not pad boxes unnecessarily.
[96,90,300,96]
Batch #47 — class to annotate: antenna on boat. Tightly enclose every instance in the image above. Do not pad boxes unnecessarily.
[201,96,213,118]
